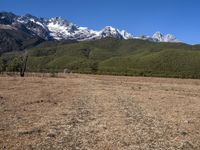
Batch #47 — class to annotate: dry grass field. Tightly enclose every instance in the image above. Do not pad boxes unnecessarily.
[0,74,200,150]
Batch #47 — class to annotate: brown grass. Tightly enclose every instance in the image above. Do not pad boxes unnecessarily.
[0,74,200,149]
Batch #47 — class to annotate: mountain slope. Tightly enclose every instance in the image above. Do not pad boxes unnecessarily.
[0,24,44,53]
[2,38,197,78]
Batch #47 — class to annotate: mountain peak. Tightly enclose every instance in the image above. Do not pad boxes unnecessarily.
[152,32,163,40]
[49,17,64,22]
[99,26,123,39]
[24,13,37,19]
[103,26,117,30]
[49,17,71,26]
[152,32,179,43]
[120,30,134,39]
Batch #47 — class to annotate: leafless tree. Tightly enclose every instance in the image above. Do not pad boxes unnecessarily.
[20,52,28,77]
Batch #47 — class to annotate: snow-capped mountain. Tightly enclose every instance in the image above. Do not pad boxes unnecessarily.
[0,12,180,43]
[152,32,180,43]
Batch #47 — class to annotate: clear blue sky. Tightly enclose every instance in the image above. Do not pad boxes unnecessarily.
[0,0,199,44]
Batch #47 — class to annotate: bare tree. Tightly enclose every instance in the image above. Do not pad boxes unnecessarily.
[20,52,28,77]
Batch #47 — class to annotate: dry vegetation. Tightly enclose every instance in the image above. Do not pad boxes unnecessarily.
[0,74,200,149]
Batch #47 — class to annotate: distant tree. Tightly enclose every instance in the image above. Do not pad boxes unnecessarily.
[5,52,28,77]
[90,62,98,73]
[0,58,3,73]
[81,48,91,59]
[6,57,22,72]
[0,57,8,72]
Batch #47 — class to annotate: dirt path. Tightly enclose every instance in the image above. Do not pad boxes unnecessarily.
[0,74,200,149]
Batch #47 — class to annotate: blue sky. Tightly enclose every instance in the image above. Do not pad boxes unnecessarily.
[0,0,199,44]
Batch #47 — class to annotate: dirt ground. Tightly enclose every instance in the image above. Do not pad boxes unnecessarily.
[0,74,200,150]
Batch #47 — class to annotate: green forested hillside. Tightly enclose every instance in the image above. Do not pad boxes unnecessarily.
[1,38,200,78]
